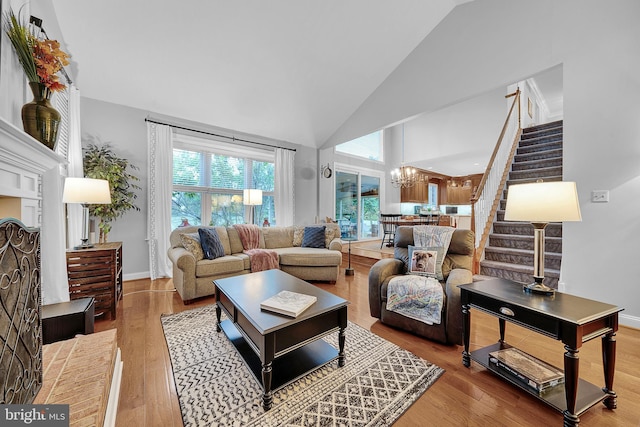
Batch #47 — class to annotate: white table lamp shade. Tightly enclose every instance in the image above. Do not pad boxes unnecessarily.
[243,189,263,206]
[504,181,581,223]
[63,177,111,204]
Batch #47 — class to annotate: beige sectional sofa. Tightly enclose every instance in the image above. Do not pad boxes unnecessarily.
[168,224,343,304]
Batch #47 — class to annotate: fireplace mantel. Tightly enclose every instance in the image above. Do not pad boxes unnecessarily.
[0,116,64,177]
[0,115,69,304]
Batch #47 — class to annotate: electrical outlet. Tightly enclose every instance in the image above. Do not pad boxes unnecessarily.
[591,190,609,203]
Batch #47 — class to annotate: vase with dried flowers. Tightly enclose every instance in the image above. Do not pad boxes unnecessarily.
[3,8,70,149]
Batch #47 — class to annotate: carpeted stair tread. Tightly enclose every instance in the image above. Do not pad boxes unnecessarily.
[514,148,563,163]
[484,246,561,258]
[480,259,560,275]
[519,134,563,147]
[509,165,563,180]
[517,140,563,155]
[522,120,563,133]
[507,175,562,186]
[511,157,562,171]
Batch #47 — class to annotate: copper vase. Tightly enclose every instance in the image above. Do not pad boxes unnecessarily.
[22,82,61,150]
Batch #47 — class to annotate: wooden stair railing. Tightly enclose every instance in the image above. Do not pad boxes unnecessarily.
[470,89,522,273]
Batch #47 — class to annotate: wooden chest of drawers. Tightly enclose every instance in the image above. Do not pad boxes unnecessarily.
[66,242,123,319]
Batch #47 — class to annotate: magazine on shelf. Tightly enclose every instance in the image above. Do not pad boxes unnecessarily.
[488,347,564,394]
[260,290,317,317]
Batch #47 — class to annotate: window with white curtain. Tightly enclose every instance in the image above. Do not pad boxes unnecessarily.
[171,135,275,228]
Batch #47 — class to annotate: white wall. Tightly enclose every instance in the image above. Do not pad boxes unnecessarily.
[402,87,506,176]
[80,98,149,280]
[324,0,640,328]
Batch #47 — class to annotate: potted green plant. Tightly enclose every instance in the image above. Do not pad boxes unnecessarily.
[83,141,141,242]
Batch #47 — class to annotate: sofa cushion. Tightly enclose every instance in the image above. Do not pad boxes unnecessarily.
[324,223,340,248]
[292,226,304,246]
[195,256,245,277]
[172,225,232,255]
[262,226,294,249]
[276,248,342,267]
[227,226,265,252]
[302,226,326,248]
[180,233,204,261]
[198,228,226,260]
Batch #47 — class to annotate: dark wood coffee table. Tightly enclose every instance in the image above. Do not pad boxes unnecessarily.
[213,269,348,410]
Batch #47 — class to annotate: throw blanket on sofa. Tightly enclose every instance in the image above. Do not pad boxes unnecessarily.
[233,224,279,272]
[386,275,443,325]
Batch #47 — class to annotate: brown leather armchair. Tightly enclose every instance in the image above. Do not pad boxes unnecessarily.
[368,226,474,345]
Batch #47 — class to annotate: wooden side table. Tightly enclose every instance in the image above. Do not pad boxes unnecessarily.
[459,278,623,426]
[66,242,123,319]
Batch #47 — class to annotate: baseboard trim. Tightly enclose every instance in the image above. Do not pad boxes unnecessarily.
[123,271,151,281]
[620,313,640,330]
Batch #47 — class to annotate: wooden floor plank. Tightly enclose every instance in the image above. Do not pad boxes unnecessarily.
[95,260,640,426]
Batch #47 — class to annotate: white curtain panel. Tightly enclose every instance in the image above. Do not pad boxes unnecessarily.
[66,86,84,248]
[147,122,174,279]
[41,166,71,304]
[274,148,295,226]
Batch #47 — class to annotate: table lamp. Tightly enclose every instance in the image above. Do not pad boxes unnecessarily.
[63,177,111,249]
[504,180,581,295]
[243,189,262,225]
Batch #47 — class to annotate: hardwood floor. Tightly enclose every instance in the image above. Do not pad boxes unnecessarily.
[96,256,640,426]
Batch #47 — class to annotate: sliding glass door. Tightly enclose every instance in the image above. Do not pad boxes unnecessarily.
[335,169,381,240]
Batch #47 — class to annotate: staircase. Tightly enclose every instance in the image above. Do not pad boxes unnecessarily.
[480,120,564,288]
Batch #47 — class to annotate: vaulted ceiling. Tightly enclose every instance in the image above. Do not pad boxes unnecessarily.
[50,0,474,148]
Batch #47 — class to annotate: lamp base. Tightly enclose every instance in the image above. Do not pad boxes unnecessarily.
[523,281,555,296]
[345,268,354,276]
[74,240,94,250]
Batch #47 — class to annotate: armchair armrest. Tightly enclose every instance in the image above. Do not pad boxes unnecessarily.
[368,258,404,318]
[443,268,473,345]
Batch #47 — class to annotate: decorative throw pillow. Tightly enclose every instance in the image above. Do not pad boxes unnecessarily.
[198,228,226,260]
[324,226,336,248]
[301,225,326,248]
[180,233,204,261]
[292,226,305,247]
[408,245,446,280]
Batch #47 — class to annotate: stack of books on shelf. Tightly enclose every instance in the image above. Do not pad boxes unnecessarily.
[488,347,564,395]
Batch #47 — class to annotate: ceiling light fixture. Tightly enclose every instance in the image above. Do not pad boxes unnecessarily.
[391,124,420,188]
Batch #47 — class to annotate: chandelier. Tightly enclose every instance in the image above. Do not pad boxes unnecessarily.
[391,123,419,188]
[391,165,418,188]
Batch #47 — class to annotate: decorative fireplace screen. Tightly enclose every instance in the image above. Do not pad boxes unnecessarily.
[0,218,42,404]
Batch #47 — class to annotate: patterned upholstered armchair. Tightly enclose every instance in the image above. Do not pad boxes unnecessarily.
[368,226,474,345]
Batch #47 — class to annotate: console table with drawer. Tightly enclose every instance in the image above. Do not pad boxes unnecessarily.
[66,242,123,319]
[459,278,622,427]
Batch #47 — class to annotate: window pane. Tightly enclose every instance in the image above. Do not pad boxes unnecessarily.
[210,193,244,226]
[172,191,202,228]
[251,161,275,192]
[211,154,245,189]
[254,195,275,226]
[335,131,383,161]
[173,149,202,186]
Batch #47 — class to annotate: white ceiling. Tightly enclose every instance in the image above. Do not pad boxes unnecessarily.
[50,0,474,148]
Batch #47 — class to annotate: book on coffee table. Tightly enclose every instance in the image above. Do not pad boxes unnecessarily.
[489,347,564,394]
[260,290,317,317]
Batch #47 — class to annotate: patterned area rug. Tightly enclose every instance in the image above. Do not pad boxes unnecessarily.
[161,305,443,426]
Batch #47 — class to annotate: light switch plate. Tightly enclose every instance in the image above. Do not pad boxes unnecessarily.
[591,190,609,203]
